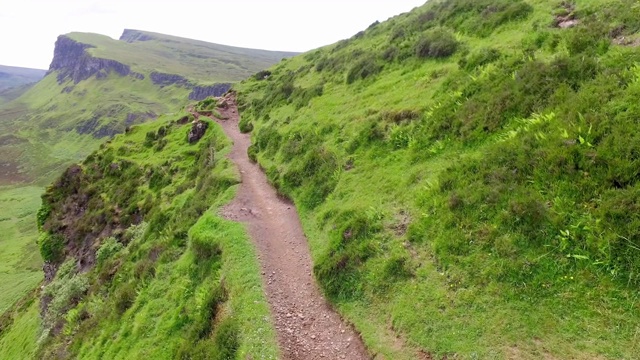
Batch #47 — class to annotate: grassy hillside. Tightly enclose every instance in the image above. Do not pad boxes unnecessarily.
[0,29,295,352]
[32,106,278,359]
[235,0,640,358]
[84,29,299,83]
[0,65,46,91]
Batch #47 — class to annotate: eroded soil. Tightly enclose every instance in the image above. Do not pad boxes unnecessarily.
[214,94,370,360]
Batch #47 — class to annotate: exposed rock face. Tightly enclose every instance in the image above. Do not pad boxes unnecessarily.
[130,72,145,80]
[150,72,189,86]
[150,72,231,99]
[125,112,156,126]
[74,109,156,139]
[188,120,208,143]
[48,35,132,84]
[188,83,232,100]
[119,29,155,43]
[48,35,229,98]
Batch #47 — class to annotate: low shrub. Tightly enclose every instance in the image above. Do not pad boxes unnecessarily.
[565,24,610,56]
[381,109,421,123]
[149,166,171,191]
[247,144,258,163]
[253,124,282,157]
[144,131,157,147]
[37,204,51,230]
[95,237,123,265]
[416,28,459,59]
[42,261,88,330]
[114,282,136,315]
[383,255,414,280]
[253,70,271,80]
[458,47,501,71]
[238,116,253,133]
[282,146,339,209]
[211,318,239,360]
[196,97,218,112]
[382,46,399,62]
[292,83,324,109]
[346,56,382,84]
[38,232,65,263]
[419,0,533,36]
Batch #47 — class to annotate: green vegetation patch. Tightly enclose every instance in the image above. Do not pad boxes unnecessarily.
[35,113,278,359]
[235,0,640,358]
[0,186,43,314]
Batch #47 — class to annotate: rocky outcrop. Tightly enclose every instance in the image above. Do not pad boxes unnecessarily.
[150,72,189,86]
[48,35,132,84]
[188,83,232,100]
[150,73,231,99]
[74,109,156,139]
[130,72,145,80]
[119,29,155,43]
[125,112,156,126]
[188,120,208,143]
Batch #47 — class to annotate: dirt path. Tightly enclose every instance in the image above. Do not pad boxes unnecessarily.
[213,95,370,360]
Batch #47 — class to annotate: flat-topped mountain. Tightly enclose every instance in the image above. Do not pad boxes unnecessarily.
[52,30,298,86]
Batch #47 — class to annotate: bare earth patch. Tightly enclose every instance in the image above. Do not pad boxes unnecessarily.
[214,94,370,360]
[613,36,640,47]
[0,161,28,185]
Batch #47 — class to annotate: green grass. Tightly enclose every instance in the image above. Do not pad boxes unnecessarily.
[72,210,278,359]
[235,0,640,358]
[7,0,640,358]
[0,186,43,314]
[0,300,41,360]
[69,30,297,84]
[34,108,278,359]
[0,26,294,359]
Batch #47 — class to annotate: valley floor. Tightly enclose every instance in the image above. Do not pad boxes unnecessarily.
[0,186,43,313]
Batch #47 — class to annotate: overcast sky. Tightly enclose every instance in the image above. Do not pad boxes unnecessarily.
[1,0,425,70]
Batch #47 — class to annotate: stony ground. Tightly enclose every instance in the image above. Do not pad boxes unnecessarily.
[215,94,370,360]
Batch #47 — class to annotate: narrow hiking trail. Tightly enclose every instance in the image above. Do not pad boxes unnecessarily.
[212,94,370,360]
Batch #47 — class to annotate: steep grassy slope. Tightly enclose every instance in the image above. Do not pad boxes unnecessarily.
[32,106,277,359]
[0,30,295,353]
[0,187,42,313]
[236,0,640,358]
